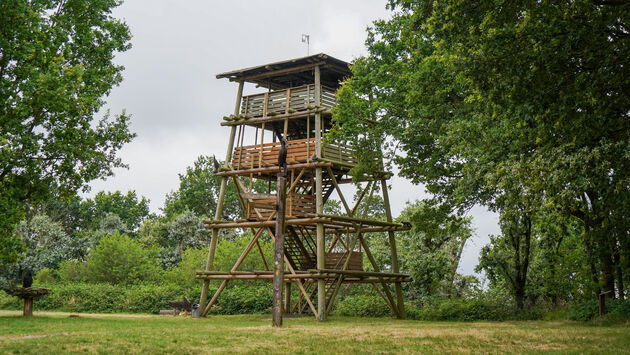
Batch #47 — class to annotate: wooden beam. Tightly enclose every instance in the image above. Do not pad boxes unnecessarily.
[266,227,319,317]
[214,162,333,177]
[308,269,410,279]
[204,217,331,229]
[221,107,331,127]
[272,173,287,327]
[381,179,406,319]
[315,213,402,227]
[201,226,265,316]
[199,80,244,313]
[359,235,401,318]
[236,61,325,83]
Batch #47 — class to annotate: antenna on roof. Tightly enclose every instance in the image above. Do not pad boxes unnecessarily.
[301,34,310,56]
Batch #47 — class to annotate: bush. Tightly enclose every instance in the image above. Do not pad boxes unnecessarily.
[209,283,272,315]
[334,295,393,317]
[84,233,161,285]
[570,299,630,322]
[569,300,598,321]
[0,281,275,315]
[0,290,21,310]
[4,283,195,314]
[118,284,190,314]
[34,267,59,285]
[607,299,630,320]
[333,297,538,321]
[58,260,88,283]
[163,247,207,290]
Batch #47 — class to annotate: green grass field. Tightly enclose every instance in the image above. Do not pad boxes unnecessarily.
[0,311,628,354]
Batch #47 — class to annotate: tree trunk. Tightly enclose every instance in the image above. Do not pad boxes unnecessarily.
[600,247,616,298]
[614,252,624,300]
[23,298,33,317]
[583,224,601,298]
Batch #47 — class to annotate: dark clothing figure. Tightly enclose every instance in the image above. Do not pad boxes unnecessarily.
[22,270,33,288]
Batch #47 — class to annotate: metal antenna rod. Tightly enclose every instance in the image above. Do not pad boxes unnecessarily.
[301,34,310,55]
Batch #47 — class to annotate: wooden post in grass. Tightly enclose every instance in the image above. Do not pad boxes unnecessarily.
[8,287,49,317]
[272,164,287,326]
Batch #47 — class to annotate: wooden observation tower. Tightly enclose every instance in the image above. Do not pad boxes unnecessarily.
[197,53,411,320]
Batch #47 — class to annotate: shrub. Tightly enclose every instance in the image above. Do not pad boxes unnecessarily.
[163,247,207,290]
[210,283,272,315]
[0,290,21,310]
[607,299,630,320]
[84,233,161,285]
[34,267,59,285]
[569,300,598,321]
[334,295,392,317]
[570,299,630,322]
[58,260,88,283]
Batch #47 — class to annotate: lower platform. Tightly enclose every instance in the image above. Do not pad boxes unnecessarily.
[195,269,412,283]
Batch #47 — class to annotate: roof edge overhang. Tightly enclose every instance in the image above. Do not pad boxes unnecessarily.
[216,53,351,88]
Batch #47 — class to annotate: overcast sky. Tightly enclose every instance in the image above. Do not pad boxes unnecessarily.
[86,0,499,275]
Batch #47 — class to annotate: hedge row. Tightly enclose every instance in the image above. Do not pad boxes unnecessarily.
[334,295,542,321]
[569,299,630,321]
[0,282,272,314]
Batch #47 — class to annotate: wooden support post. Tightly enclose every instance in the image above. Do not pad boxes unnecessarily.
[381,179,406,319]
[201,227,266,316]
[266,227,318,317]
[272,173,287,327]
[313,64,326,321]
[285,282,292,314]
[199,81,244,313]
[23,298,33,317]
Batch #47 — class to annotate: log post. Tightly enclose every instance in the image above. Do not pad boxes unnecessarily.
[381,179,406,319]
[23,297,33,317]
[200,80,244,313]
[285,282,292,314]
[272,172,287,327]
[314,65,326,321]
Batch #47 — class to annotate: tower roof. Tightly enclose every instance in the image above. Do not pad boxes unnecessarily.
[216,53,351,90]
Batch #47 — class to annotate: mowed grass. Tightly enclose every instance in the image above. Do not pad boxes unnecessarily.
[0,310,628,354]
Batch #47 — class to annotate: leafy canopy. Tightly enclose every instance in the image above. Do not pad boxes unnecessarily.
[0,0,134,261]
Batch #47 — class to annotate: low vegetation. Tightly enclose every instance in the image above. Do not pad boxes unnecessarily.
[0,311,628,353]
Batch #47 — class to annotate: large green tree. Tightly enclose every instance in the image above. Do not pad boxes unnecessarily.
[0,0,134,263]
[163,155,267,220]
[393,200,472,300]
[333,0,630,299]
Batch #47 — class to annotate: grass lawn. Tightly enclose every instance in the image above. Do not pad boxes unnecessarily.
[0,310,628,354]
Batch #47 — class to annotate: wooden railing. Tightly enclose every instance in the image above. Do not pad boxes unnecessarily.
[246,193,316,220]
[231,138,357,170]
[240,84,337,118]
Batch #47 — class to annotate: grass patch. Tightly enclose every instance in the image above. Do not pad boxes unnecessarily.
[0,310,629,353]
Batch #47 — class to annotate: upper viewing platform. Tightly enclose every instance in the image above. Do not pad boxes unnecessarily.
[213,53,388,180]
[217,54,351,127]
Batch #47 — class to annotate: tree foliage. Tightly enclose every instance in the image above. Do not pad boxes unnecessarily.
[0,0,134,262]
[84,233,160,285]
[1,214,71,289]
[333,0,630,301]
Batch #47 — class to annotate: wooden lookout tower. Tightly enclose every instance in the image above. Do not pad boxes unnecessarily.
[197,53,411,320]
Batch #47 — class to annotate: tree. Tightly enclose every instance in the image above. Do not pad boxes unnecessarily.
[163,155,267,220]
[0,0,134,262]
[163,156,237,219]
[370,199,472,300]
[1,215,71,289]
[477,209,533,310]
[166,210,208,258]
[333,0,630,300]
[84,233,160,285]
[79,191,149,233]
